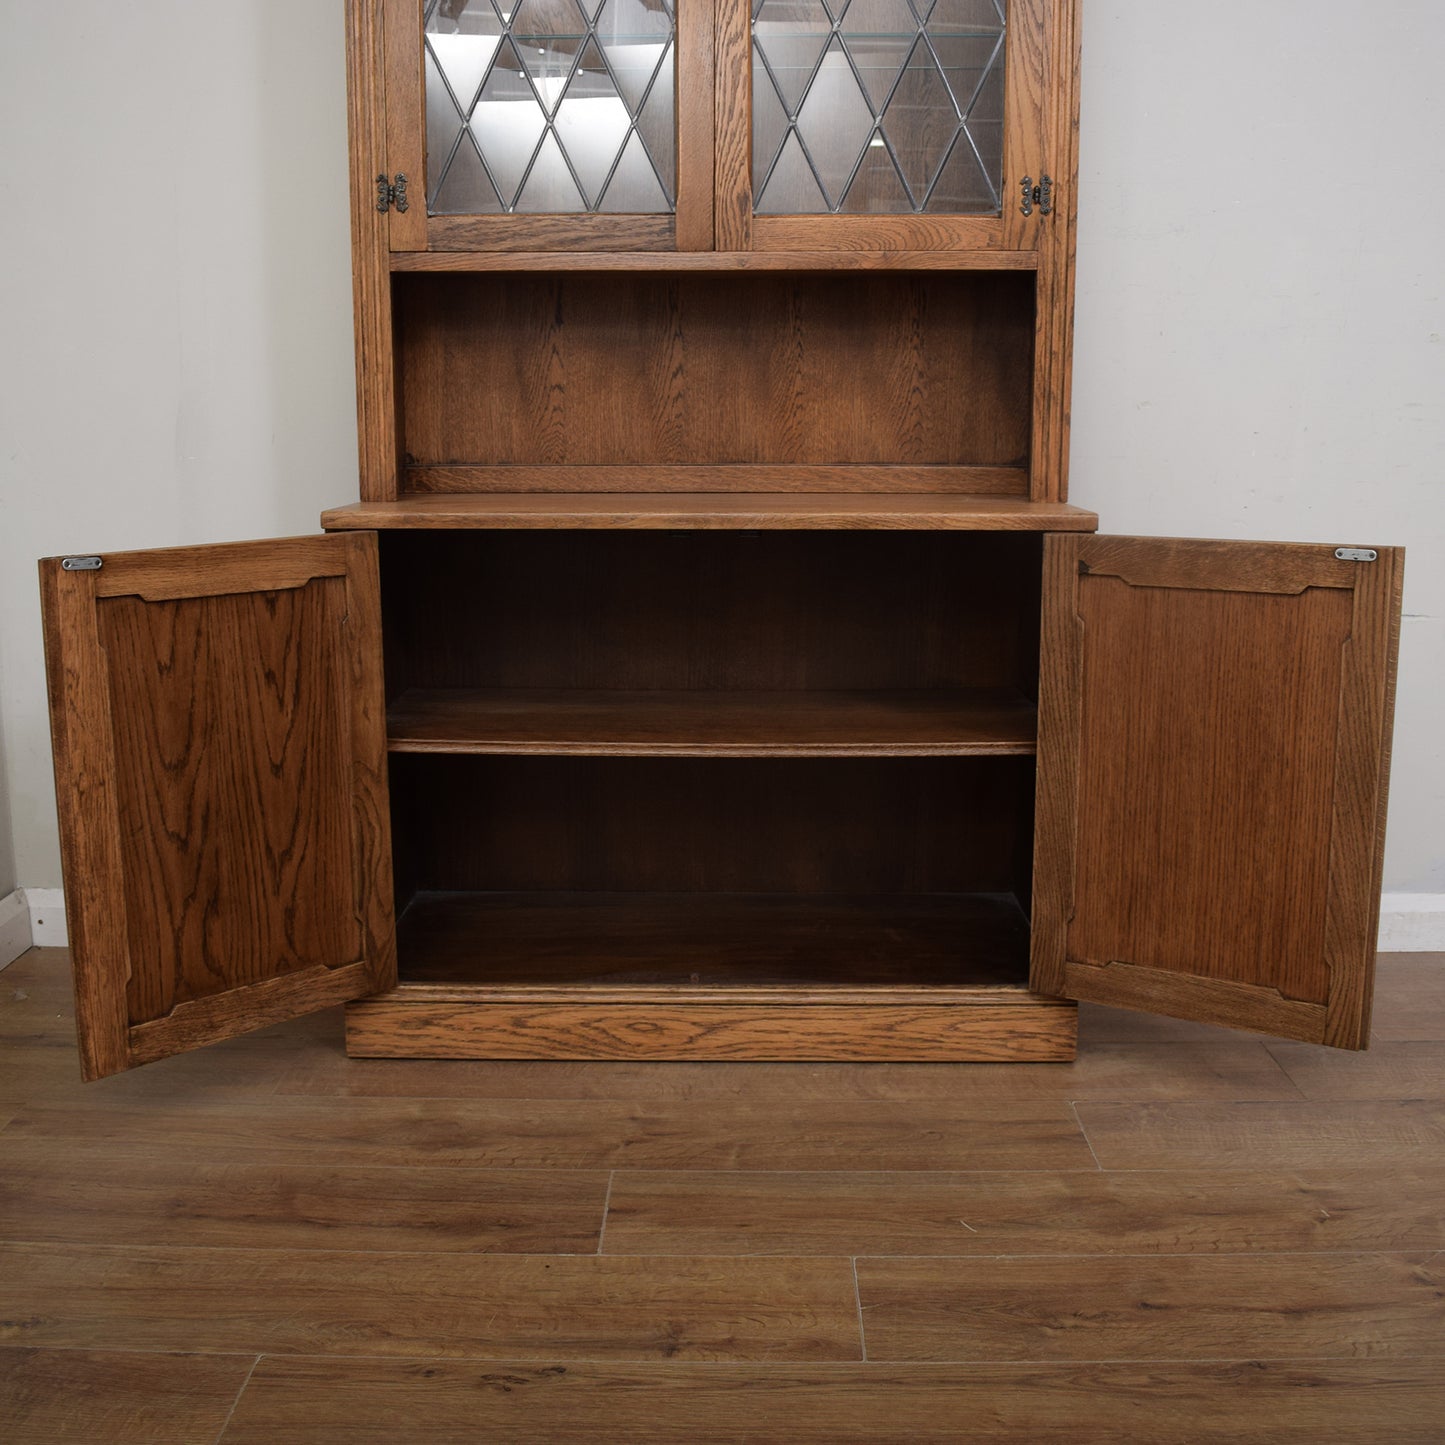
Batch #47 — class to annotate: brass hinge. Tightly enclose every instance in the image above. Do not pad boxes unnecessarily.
[1020,174,1054,218]
[376,173,409,214]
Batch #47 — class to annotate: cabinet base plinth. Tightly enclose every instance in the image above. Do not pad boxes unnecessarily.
[343,993,1077,1062]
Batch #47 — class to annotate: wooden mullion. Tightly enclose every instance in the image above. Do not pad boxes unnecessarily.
[383,0,427,250]
[675,0,716,250]
[713,0,752,251]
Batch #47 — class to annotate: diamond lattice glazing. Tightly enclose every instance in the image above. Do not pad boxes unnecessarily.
[753,0,1007,215]
[424,0,675,215]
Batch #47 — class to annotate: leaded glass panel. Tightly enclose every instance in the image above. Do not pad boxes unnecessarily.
[424,0,675,214]
[753,0,1007,215]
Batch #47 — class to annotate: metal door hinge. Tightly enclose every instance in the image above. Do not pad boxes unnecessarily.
[376,173,409,214]
[1334,547,1378,562]
[61,556,102,571]
[1020,174,1054,218]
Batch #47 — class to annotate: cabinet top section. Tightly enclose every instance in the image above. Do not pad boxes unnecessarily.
[320,494,1099,533]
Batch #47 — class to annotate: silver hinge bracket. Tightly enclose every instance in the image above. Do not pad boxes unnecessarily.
[1334,547,1378,562]
[375,173,409,214]
[61,556,103,572]
[1020,174,1054,218]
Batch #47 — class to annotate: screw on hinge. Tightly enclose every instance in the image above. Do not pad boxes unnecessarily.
[1020,175,1054,218]
[376,173,409,214]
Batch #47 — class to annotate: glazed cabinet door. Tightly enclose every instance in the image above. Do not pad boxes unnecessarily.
[374,0,715,251]
[1032,535,1403,1049]
[39,535,395,1080]
[717,0,1070,252]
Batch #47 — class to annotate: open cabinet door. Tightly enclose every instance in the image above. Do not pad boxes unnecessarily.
[40,534,395,1080]
[1032,535,1402,1049]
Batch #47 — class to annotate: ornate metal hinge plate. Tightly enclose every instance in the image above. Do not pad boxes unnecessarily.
[376,173,409,214]
[1020,174,1054,218]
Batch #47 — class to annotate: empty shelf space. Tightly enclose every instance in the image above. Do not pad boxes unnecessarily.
[392,891,1033,1001]
[385,688,1038,757]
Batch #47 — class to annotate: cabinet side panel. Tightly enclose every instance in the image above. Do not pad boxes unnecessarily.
[348,0,400,499]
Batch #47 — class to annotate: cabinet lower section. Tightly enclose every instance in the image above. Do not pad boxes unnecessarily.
[343,890,1077,1062]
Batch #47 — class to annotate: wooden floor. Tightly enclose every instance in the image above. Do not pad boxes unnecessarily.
[2,948,1444,1442]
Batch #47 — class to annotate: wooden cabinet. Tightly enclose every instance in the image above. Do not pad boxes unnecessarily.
[39,0,1403,1080]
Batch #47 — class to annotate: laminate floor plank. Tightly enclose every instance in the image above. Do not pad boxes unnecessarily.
[1267,1040,1445,1100]
[275,1040,1301,1103]
[1075,1101,1445,1170]
[0,1097,1095,1171]
[0,1142,609,1252]
[601,1168,1445,1256]
[1370,955,1445,1040]
[855,1253,1445,1363]
[216,1356,1445,1444]
[0,1346,255,1445]
[0,1245,860,1362]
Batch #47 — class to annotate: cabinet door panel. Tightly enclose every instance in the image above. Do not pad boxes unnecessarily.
[379,0,713,252]
[721,0,1062,253]
[1032,535,1402,1049]
[40,535,395,1080]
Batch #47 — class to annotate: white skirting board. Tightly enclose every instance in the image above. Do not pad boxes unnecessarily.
[1,888,68,968]
[2,888,1443,970]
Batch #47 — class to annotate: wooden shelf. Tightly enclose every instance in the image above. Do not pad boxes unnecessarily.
[386,688,1038,758]
[323,493,1099,532]
[388,891,1033,1001]
[390,250,1040,274]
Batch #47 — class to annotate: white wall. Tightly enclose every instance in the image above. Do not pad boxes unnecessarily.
[1069,2,1445,892]
[0,2,1441,897]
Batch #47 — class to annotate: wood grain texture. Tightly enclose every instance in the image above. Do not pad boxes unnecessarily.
[2,1096,1099,1171]
[274,1039,1299,1104]
[0,1347,253,1445]
[321,493,1099,530]
[388,892,1033,990]
[856,1252,1445,1363]
[216,1357,1445,1445]
[0,1141,607,1252]
[427,215,677,250]
[389,248,1041,271]
[1371,955,1445,1040]
[394,272,1034,468]
[1268,1041,1445,1102]
[1075,1100,1445,1171]
[0,1245,861,1362]
[386,687,1037,756]
[674,0,714,252]
[601,1167,1445,1257]
[1032,535,1402,1049]
[381,0,425,250]
[1002,0,1050,251]
[710,0,751,251]
[344,1000,1077,1062]
[750,216,1005,251]
[38,535,394,1078]
[347,0,400,499]
[405,464,1029,495]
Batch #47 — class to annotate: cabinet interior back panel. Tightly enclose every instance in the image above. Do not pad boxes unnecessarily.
[393,272,1036,474]
[378,531,1043,697]
[389,755,1037,901]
